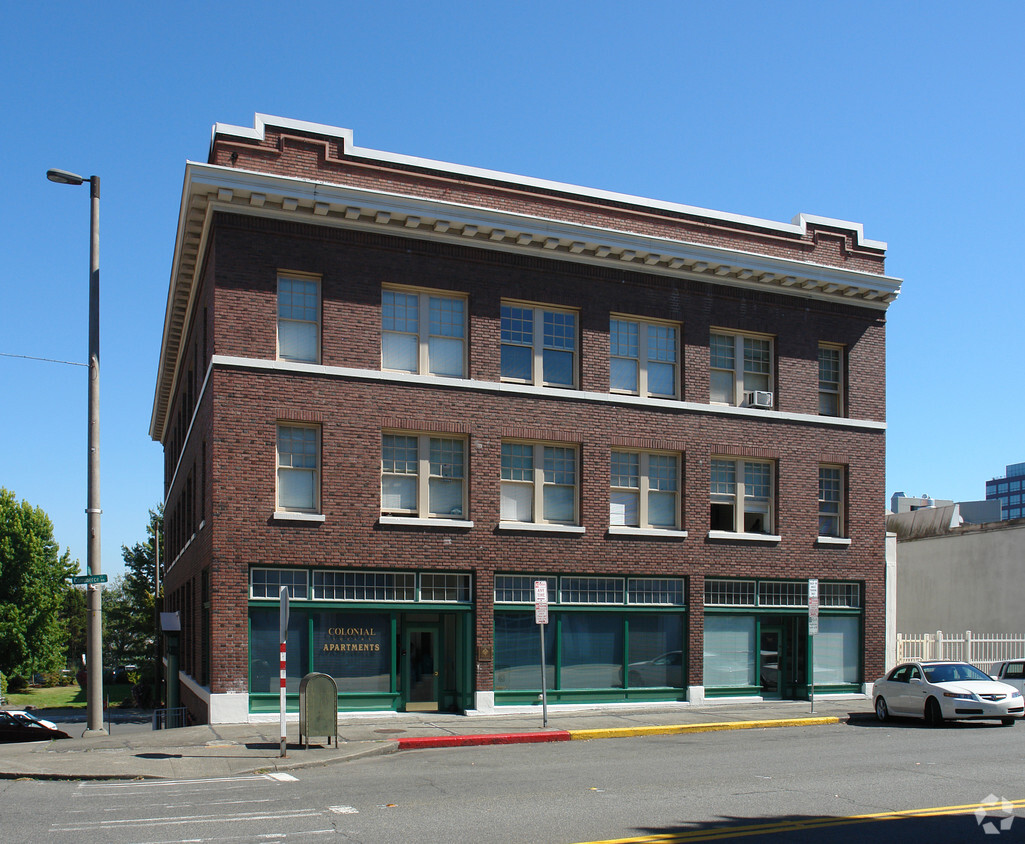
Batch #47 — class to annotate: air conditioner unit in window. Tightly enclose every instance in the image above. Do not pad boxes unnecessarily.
[745,390,774,408]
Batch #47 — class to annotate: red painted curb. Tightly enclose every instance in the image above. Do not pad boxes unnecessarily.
[396,731,572,750]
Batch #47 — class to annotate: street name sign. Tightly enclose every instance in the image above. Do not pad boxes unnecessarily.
[71,574,108,585]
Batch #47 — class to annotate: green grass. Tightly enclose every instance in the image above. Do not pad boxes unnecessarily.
[6,683,135,710]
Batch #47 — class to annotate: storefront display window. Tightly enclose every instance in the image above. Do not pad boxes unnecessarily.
[312,612,391,692]
[703,615,756,687]
[813,616,859,684]
[626,614,683,687]
[561,612,623,688]
[249,609,309,693]
[494,612,554,690]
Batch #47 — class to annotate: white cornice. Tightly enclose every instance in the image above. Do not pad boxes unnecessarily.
[213,114,889,250]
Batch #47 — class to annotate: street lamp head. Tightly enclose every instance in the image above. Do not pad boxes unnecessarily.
[46,168,85,185]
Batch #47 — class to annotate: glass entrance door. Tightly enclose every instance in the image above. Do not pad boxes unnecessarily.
[405,626,439,711]
[759,626,782,699]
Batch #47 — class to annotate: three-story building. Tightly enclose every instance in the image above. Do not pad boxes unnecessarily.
[151,115,900,723]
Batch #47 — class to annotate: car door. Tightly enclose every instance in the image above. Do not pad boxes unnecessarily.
[902,664,928,716]
[881,666,910,714]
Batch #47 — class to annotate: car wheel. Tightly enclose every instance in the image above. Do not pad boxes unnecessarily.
[1001,717,1017,726]
[925,697,944,727]
[875,696,889,722]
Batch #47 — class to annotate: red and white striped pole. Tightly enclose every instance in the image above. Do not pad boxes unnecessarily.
[279,586,289,758]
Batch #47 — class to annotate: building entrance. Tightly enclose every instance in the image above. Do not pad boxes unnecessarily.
[404,625,440,711]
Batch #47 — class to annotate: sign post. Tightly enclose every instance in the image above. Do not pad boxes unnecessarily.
[808,578,819,714]
[279,586,289,757]
[534,580,549,728]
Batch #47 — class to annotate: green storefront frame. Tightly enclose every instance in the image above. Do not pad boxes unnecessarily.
[702,607,863,699]
[248,602,474,713]
[494,606,688,706]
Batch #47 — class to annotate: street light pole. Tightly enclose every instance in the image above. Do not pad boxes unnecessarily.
[47,168,106,737]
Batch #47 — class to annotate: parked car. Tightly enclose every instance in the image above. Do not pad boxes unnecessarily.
[991,660,1025,695]
[0,710,71,742]
[624,651,683,687]
[874,661,1024,726]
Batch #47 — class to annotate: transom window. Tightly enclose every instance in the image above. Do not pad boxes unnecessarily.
[821,582,860,608]
[710,332,772,407]
[501,441,578,525]
[251,568,309,599]
[277,424,319,513]
[610,317,678,398]
[819,344,843,416]
[818,465,844,538]
[703,579,756,606]
[610,451,680,529]
[381,433,466,519]
[420,573,472,603]
[312,570,416,601]
[495,574,684,606]
[277,274,320,363]
[710,458,773,535]
[382,288,466,377]
[704,579,858,608]
[501,303,577,387]
[758,580,808,607]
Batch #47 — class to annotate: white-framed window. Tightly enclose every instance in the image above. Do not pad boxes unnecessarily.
[381,287,466,377]
[818,344,843,416]
[500,441,578,525]
[560,576,625,604]
[610,317,679,398]
[277,274,320,363]
[610,451,680,529]
[251,568,309,600]
[501,302,577,387]
[277,424,319,512]
[710,331,772,407]
[419,573,472,603]
[381,433,466,519]
[818,464,844,538]
[710,458,774,535]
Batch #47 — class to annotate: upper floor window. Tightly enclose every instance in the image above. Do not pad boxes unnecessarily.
[501,441,578,525]
[501,303,577,387]
[610,451,680,529]
[818,344,843,416]
[818,465,844,537]
[610,317,679,398]
[277,274,320,363]
[710,458,773,535]
[382,288,466,377]
[381,433,466,519]
[277,424,320,513]
[710,332,772,408]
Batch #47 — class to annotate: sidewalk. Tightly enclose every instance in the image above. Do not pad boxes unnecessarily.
[0,699,873,781]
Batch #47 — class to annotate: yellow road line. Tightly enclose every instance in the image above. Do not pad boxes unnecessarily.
[568,718,841,741]
[576,798,1025,843]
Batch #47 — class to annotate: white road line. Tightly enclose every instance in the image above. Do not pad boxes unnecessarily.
[51,809,321,832]
[78,774,275,789]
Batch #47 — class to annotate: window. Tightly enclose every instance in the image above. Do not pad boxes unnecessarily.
[710,332,772,407]
[819,344,843,416]
[610,317,678,397]
[382,288,465,377]
[818,465,844,537]
[710,458,774,535]
[500,441,578,525]
[381,434,466,520]
[501,303,577,387]
[277,425,319,512]
[251,568,308,599]
[610,451,680,529]
[277,274,320,363]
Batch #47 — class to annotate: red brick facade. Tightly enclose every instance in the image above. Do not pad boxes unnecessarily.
[154,116,897,722]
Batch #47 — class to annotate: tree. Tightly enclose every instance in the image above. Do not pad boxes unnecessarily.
[105,507,163,673]
[0,488,77,676]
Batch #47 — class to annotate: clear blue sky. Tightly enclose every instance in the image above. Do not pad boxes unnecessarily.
[3,1,1023,578]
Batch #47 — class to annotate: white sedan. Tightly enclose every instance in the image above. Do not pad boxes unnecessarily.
[873,661,1024,726]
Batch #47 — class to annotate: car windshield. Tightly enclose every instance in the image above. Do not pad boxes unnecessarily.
[923,663,993,683]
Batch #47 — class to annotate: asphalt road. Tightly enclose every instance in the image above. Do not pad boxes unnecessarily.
[2,717,1023,843]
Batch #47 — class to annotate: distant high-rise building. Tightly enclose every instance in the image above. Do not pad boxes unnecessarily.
[985,463,1025,520]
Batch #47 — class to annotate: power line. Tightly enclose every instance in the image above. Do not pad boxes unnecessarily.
[0,351,87,367]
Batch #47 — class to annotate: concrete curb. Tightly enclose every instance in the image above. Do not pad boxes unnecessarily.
[396,716,844,750]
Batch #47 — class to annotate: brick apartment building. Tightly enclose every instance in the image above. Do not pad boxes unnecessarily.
[150,114,900,724]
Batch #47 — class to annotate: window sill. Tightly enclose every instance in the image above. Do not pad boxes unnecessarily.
[608,526,688,539]
[498,522,586,534]
[707,530,781,543]
[379,516,474,529]
[272,511,326,523]
[816,536,852,546]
